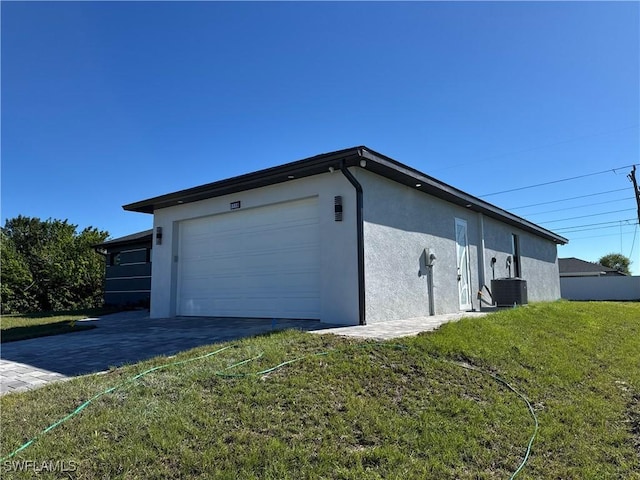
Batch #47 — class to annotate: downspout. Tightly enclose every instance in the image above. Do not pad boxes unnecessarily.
[340,159,366,325]
[426,263,435,316]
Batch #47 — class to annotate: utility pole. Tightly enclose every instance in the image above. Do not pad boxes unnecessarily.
[628,165,640,225]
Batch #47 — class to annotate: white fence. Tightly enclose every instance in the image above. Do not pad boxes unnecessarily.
[560,276,640,301]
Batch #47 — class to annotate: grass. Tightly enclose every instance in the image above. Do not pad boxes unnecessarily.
[0,302,638,479]
[1,308,117,343]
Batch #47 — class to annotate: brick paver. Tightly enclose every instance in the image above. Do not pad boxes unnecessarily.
[1,310,489,395]
[0,311,324,395]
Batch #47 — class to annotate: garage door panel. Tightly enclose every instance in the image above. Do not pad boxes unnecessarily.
[249,255,317,272]
[182,297,320,319]
[266,271,318,285]
[253,223,318,244]
[183,221,212,237]
[184,281,320,297]
[177,197,320,319]
[179,261,213,277]
[182,207,316,236]
[180,226,318,254]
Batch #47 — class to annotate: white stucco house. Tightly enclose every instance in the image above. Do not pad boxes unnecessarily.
[124,146,568,325]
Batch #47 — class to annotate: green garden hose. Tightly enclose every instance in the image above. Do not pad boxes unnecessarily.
[1,342,538,479]
[1,344,233,462]
[447,360,539,480]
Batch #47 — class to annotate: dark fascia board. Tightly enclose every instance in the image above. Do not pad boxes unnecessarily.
[123,146,568,245]
[123,148,363,214]
[94,229,153,250]
[358,149,568,245]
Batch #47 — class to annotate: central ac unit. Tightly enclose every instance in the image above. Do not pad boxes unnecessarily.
[491,278,528,306]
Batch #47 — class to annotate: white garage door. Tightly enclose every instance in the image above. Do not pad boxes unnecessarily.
[176,197,320,319]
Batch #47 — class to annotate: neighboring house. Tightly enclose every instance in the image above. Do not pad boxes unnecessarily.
[94,230,153,308]
[559,257,627,277]
[559,257,638,301]
[123,146,567,325]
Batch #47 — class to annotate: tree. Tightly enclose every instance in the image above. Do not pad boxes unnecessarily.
[598,253,632,276]
[0,231,36,313]
[1,216,109,313]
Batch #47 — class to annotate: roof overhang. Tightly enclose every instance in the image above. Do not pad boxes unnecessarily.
[93,229,153,250]
[123,146,568,245]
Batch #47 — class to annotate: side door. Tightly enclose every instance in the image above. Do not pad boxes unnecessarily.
[455,218,472,310]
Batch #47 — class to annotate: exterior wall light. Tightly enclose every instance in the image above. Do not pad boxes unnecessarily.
[156,227,163,245]
[334,196,343,221]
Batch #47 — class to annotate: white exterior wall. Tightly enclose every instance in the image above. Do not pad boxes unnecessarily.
[356,169,561,323]
[481,216,561,302]
[148,165,562,325]
[357,170,480,322]
[150,171,359,325]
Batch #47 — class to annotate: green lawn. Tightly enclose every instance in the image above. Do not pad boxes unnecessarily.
[0,302,638,479]
[0,308,116,343]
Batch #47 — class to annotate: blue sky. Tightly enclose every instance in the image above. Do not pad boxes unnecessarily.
[2,2,639,272]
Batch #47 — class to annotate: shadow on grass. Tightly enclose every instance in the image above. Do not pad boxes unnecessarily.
[1,321,97,343]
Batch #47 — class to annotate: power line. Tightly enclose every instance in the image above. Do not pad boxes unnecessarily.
[568,230,638,241]
[629,224,638,259]
[524,196,634,217]
[554,218,638,233]
[560,225,635,234]
[538,208,637,225]
[554,218,637,232]
[506,188,628,210]
[480,164,638,198]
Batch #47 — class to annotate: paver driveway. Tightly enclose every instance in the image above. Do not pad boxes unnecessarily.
[0,310,327,394]
[1,310,489,395]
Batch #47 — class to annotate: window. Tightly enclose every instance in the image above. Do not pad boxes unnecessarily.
[146,248,152,263]
[511,234,521,278]
[109,252,121,267]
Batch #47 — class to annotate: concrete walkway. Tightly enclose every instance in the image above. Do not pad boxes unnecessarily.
[1,310,487,395]
[313,312,488,340]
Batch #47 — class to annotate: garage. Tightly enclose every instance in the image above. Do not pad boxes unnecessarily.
[176,196,321,318]
[124,146,566,324]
